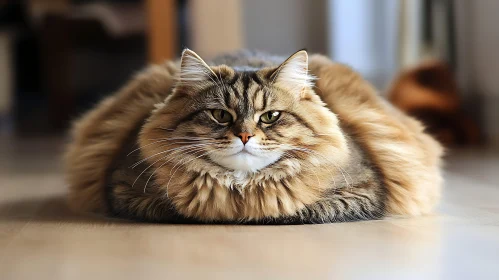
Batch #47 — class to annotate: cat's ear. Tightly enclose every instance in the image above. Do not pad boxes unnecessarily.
[178,49,216,90]
[272,50,314,97]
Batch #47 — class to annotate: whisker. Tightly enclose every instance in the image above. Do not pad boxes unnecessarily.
[282,152,323,188]
[127,139,171,156]
[286,145,349,189]
[285,150,337,189]
[130,143,212,169]
[164,149,218,197]
[168,142,227,176]
[132,154,169,188]
[158,127,176,132]
[158,137,216,141]
[134,144,211,191]
[142,147,208,193]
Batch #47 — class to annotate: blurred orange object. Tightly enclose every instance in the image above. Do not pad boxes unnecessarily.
[146,0,177,63]
[388,61,481,146]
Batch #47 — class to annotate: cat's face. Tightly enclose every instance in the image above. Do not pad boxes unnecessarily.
[141,49,348,179]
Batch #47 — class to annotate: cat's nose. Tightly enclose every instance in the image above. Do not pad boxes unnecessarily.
[237,132,253,145]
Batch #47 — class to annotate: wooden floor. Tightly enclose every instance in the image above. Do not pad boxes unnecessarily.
[1,136,498,279]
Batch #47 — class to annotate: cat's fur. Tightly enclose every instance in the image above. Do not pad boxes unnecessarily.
[65,50,443,224]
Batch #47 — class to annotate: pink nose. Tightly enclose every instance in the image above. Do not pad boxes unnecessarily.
[238,132,253,144]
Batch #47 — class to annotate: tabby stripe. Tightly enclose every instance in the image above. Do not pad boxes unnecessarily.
[227,72,240,86]
[265,67,278,80]
[242,72,250,93]
[230,84,239,98]
[351,197,372,219]
[336,196,347,207]
[171,110,204,130]
[262,88,269,109]
[317,202,329,216]
[252,88,260,109]
[251,71,263,86]
[223,86,232,107]
[287,112,316,134]
[241,73,251,113]
[272,129,285,138]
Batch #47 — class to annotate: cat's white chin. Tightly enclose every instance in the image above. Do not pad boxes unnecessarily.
[209,150,281,172]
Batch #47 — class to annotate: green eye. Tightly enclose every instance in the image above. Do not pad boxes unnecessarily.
[260,111,281,124]
[211,109,233,123]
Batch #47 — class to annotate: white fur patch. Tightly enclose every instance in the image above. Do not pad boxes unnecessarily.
[208,138,282,174]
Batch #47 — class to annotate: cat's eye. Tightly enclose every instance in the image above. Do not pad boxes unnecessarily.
[211,109,233,123]
[260,111,281,124]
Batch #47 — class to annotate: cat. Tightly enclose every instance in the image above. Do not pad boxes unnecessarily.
[65,49,443,224]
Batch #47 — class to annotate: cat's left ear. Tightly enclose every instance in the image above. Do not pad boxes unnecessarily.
[272,50,314,97]
[178,48,216,91]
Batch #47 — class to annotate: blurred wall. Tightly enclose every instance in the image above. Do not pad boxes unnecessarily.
[189,0,328,59]
[456,0,499,97]
[328,0,398,90]
[242,0,328,56]
[455,0,499,141]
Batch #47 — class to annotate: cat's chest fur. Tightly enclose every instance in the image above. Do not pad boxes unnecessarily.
[159,170,324,221]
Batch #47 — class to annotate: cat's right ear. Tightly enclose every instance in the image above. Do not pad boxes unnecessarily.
[177,49,216,92]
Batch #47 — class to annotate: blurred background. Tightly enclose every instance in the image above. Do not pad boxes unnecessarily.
[0,0,497,147]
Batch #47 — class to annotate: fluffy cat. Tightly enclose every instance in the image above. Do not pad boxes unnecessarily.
[65,49,443,224]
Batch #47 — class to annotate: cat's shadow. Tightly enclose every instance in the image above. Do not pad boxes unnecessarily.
[0,195,130,225]
[0,196,305,226]
[0,196,228,226]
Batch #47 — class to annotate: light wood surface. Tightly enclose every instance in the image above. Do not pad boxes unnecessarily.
[1,137,498,279]
[146,0,177,63]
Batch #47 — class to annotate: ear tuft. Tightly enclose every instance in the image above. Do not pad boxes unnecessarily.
[178,49,215,89]
[273,50,314,95]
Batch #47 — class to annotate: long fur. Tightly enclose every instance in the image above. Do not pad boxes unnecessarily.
[308,55,443,215]
[65,51,443,223]
[65,62,178,213]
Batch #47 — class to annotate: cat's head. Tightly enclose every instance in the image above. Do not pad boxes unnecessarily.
[140,49,348,180]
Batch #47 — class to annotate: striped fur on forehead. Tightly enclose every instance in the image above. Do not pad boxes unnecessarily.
[176,50,317,115]
[182,68,270,117]
[227,71,264,117]
[166,66,342,150]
